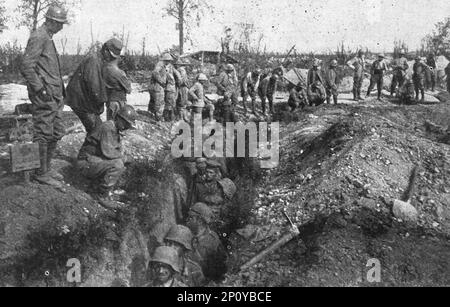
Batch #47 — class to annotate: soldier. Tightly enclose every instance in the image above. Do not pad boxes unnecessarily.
[20,5,68,187]
[426,53,437,92]
[164,53,181,122]
[66,39,124,137]
[413,57,426,102]
[222,27,233,54]
[164,225,205,287]
[287,82,308,111]
[366,54,388,101]
[307,59,324,88]
[324,59,339,105]
[174,61,191,122]
[77,105,137,209]
[217,64,239,123]
[187,203,228,282]
[148,54,169,121]
[189,74,215,122]
[145,246,187,287]
[390,49,409,97]
[399,73,415,105]
[241,68,261,115]
[307,80,327,106]
[103,44,131,120]
[347,50,366,101]
[258,69,281,116]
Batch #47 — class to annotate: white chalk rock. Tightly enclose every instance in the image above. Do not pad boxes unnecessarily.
[393,200,419,223]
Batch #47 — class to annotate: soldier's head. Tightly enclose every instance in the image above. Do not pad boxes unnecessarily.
[149,246,180,285]
[115,105,137,131]
[102,38,123,62]
[198,73,208,85]
[312,59,321,69]
[378,54,385,61]
[204,160,221,182]
[358,50,365,57]
[161,53,174,65]
[314,80,322,88]
[296,82,304,91]
[187,203,213,234]
[330,59,338,68]
[164,225,193,254]
[399,49,406,57]
[252,68,262,78]
[225,64,235,72]
[44,5,68,34]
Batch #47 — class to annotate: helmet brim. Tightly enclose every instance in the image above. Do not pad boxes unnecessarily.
[45,15,69,24]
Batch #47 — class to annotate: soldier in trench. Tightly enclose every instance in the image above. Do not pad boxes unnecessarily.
[144,246,187,287]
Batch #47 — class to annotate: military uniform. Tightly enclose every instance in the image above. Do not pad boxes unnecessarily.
[307,83,326,106]
[143,278,187,288]
[288,86,307,111]
[413,62,426,100]
[149,62,167,120]
[347,56,366,99]
[77,120,125,194]
[390,57,409,96]
[399,79,415,105]
[180,257,205,287]
[217,70,239,122]
[307,68,324,88]
[189,82,215,120]
[165,64,181,121]
[241,72,260,114]
[446,63,450,93]
[21,25,66,164]
[177,67,190,121]
[103,62,131,120]
[192,229,227,281]
[65,52,108,136]
[258,74,278,115]
[367,59,388,99]
[324,67,339,104]
[426,56,437,91]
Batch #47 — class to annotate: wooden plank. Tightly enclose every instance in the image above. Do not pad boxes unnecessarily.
[9,143,40,173]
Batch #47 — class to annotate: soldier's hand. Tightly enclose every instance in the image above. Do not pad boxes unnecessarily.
[37,88,53,102]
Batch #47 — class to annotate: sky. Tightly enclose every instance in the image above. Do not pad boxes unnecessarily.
[1,0,450,55]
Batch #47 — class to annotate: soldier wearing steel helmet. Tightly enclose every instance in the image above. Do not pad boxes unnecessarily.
[20,4,68,187]
[241,68,262,115]
[413,56,427,102]
[77,105,137,210]
[189,73,215,122]
[144,246,187,287]
[187,203,228,282]
[390,49,409,97]
[164,53,182,122]
[217,64,239,123]
[164,225,205,287]
[149,54,172,121]
[324,59,340,105]
[307,59,324,88]
[366,54,388,101]
[347,50,367,101]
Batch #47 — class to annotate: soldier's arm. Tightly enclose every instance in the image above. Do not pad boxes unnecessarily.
[346,57,356,70]
[189,84,200,101]
[99,125,122,160]
[21,34,45,93]
[216,73,226,92]
[117,69,132,94]
[84,58,107,109]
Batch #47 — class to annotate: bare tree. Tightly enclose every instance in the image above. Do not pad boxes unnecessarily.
[0,0,8,28]
[164,0,213,55]
[16,0,81,31]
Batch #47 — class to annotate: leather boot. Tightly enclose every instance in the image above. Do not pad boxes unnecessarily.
[251,99,257,115]
[353,89,358,101]
[47,141,64,181]
[333,96,338,105]
[34,143,62,187]
[421,90,425,103]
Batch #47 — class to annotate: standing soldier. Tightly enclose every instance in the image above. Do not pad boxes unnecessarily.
[149,55,168,121]
[174,61,191,122]
[164,53,181,122]
[164,225,205,287]
[307,59,324,88]
[66,39,123,137]
[20,5,68,186]
[324,59,339,105]
[189,74,215,122]
[77,105,137,209]
[258,69,281,116]
[413,57,426,103]
[103,42,131,120]
[217,64,239,123]
[366,54,388,101]
[347,50,366,101]
[145,246,187,287]
[426,52,437,92]
[241,68,261,115]
[390,49,409,97]
[186,203,228,282]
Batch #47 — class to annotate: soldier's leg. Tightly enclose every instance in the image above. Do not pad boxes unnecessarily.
[377,75,383,100]
[47,99,66,180]
[420,78,425,102]
[78,158,125,194]
[366,78,375,97]
[155,91,165,121]
[73,109,102,136]
[333,95,338,105]
[249,89,257,114]
[268,94,275,114]
[205,104,215,122]
[260,96,267,114]
[353,77,359,100]
[326,88,331,104]
[390,75,398,96]
[241,88,249,113]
